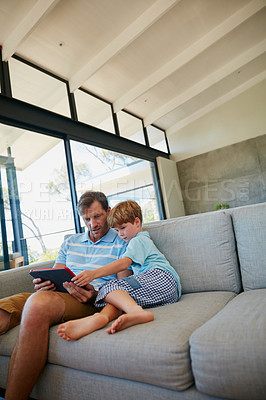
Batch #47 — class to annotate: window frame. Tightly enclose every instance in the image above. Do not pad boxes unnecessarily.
[0,50,170,267]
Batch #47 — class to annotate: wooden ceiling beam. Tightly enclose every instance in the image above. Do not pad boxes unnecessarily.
[69,0,178,93]
[113,0,265,114]
[166,70,266,136]
[144,38,266,126]
[2,0,60,61]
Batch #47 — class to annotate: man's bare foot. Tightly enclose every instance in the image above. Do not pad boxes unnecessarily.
[57,313,109,341]
[0,309,11,335]
[107,310,154,334]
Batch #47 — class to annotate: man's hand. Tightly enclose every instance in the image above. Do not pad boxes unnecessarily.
[33,278,56,292]
[63,282,97,303]
[33,262,66,291]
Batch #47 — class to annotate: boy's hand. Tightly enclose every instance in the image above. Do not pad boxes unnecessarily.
[72,270,95,287]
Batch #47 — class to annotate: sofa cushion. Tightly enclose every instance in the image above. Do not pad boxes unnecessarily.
[144,211,241,294]
[0,261,55,299]
[48,292,235,391]
[0,292,236,392]
[0,356,230,400]
[229,202,266,290]
[190,289,266,400]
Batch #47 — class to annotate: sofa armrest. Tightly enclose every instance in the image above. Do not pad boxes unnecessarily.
[0,260,55,299]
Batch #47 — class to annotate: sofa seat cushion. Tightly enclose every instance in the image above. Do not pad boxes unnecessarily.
[0,356,230,400]
[0,292,235,392]
[190,289,266,400]
[229,202,266,290]
[144,211,241,294]
[49,292,234,391]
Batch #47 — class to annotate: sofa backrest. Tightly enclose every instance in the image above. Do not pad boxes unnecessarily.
[0,260,55,299]
[228,202,266,291]
[144,211,241,294]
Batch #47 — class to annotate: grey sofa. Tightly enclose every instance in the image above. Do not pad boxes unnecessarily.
[0,202,265,400]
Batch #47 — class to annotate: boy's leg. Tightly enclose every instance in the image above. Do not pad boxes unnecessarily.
[4,290,96,400]
[58,304,121,341]
[104,290,154,334]
[0,293,32,334]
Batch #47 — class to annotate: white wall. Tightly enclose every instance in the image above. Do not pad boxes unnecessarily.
[156,156,185,219]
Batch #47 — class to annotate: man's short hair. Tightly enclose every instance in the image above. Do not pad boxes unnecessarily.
[108,200,142,227]
[77,191,109,215]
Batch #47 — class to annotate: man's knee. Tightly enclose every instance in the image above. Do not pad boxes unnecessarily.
[22,291,65,326]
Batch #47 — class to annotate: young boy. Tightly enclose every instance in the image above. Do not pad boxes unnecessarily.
[58,200,181,341]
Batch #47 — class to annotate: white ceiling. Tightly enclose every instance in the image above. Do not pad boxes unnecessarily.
[0,0,265,162]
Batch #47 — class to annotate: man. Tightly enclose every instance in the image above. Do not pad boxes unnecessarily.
[0,191,128,400]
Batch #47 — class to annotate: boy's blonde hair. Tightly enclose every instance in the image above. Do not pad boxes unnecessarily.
[108,200,142,227]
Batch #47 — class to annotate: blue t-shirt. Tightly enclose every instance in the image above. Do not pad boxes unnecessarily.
[56,228,127,289]
[122,231,181,298]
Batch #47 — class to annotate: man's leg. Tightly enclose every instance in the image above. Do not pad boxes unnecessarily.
[58,304,121,341]
[104,290,154,334]
[0,309,11,333]
[0,293,32,334]
[5,291,66,400]
[4,289,96,400]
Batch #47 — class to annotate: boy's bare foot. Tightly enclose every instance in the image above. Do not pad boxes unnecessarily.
[57,313,109,341]
[106,310,154,334]
[0,309,11,335]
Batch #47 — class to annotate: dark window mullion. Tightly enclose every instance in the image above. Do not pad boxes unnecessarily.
[0,47,12,97]
[64,138,82,233]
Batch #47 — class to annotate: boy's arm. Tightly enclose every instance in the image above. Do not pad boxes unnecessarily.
[117,268,133,279]
[73,257,132,286]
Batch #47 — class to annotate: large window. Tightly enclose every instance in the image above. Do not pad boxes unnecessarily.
[116,111,146,145]
[0,124,74,266]
[0,54,169,269]
[147,125,168,152]
[0,122,161,268]
[74,89,115,134]
[70,141,160,225]
[9,57,70,117]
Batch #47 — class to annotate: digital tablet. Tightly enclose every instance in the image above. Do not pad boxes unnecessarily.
[29,267,76,293]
